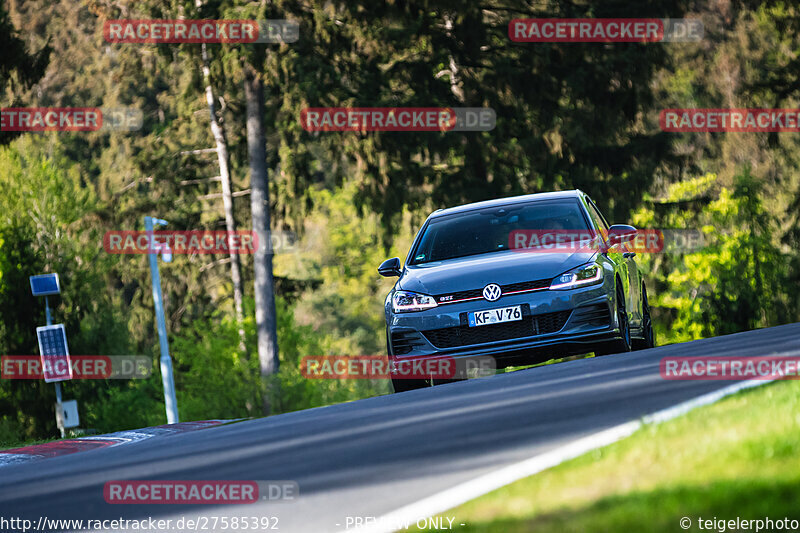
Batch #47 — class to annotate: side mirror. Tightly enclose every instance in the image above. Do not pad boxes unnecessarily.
[378,257,402,277]
[607,224,637,247]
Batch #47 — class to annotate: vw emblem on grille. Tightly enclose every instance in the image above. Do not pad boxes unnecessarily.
[482,283,502,302]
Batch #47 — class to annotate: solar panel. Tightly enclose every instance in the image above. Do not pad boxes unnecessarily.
[29,273,61,296]
[36,324,72,382]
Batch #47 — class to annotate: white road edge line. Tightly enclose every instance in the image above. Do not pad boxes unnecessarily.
[346,378,773,533]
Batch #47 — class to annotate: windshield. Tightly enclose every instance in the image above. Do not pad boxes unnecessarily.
[410,199,589,264]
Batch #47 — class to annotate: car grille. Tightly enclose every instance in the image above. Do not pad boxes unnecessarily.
[434,278,551,304]
[391,330,426,355]
[421,310,572,349]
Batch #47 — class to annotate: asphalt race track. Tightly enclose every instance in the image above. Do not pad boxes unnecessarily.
[1,323,798,532]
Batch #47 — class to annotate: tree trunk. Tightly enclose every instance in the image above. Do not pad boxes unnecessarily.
[244,64,280,415]
[199,42,246,351]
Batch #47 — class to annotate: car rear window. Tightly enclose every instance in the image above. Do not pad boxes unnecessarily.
[410,199,589,264]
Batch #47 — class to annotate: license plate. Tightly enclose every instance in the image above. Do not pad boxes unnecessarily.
[468,305,523,327]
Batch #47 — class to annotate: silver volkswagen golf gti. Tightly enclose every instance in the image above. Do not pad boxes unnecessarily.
[378,190,655,392]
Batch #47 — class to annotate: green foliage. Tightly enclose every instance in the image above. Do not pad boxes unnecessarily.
[0,0,51,146]
[169,293,389,419]
[0,140,142,438]
[267,295,392,414]
[171,308,261,421]
[633,168,795,343]
[280,182,409,356]
[80,379,165,434]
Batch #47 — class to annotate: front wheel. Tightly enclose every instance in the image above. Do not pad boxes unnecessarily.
[594,283,632,356]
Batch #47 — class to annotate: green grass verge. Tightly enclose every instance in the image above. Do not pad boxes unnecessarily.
[420,380,800,532]
[0,437,59,451]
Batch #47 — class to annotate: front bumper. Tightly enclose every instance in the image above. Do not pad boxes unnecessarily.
[387,281,619,368]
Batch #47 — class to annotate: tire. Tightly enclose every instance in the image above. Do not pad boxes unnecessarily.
[594,282,632,356]
[632,286,656,350]
[392,378,430,393]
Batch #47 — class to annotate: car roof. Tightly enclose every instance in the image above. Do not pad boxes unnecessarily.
[429,190,585,219]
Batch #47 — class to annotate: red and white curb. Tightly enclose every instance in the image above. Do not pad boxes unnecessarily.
[0,420,234,467]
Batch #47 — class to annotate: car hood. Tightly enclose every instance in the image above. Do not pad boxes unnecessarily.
[399,250,596,295]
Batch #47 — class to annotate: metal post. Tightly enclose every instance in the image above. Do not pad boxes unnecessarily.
[145,216,179,424]
[46,296,65,438]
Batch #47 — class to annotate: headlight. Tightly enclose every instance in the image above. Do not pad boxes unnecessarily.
[550,264,603,290]
[392,290,438,312]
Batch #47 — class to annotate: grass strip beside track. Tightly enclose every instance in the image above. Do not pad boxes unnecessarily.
[424,380,800,532]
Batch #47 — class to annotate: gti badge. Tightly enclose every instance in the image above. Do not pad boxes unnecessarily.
[482,283,502,302]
